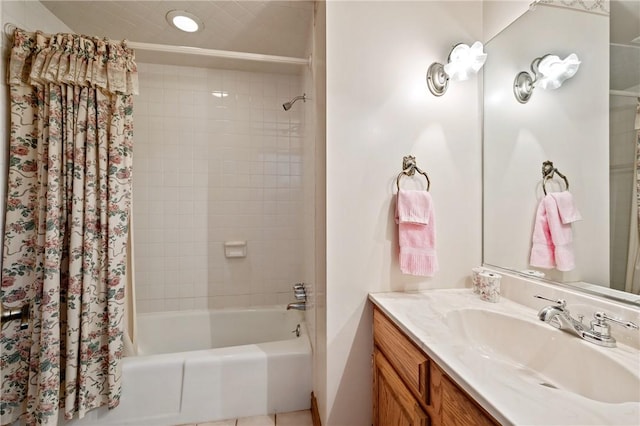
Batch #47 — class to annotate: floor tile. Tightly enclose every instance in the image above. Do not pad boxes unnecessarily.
[236,414,275,426]
[276,410,313,426]
[197,421,236,426]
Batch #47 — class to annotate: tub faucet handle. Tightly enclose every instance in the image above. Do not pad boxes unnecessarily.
[293,283,306,301]
[291,324,301,337]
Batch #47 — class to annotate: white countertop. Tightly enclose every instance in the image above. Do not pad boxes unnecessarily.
[369,289,640,426]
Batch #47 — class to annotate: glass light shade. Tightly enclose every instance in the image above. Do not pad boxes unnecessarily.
[536,53,581,90]
[443,41,487,81]
[166,10,203,33]
[173,16,199,32]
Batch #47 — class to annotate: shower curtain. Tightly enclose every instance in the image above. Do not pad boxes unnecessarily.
[0,28,137,425]
[625,98,640,294]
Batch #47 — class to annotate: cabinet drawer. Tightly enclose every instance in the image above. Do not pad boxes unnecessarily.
[374,308,430,406]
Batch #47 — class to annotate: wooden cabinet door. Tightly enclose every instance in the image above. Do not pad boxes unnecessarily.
[374,348,430,426]
[441,376,495,426]
[374,309,430,406]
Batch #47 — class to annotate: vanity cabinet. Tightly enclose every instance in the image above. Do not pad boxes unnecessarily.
[373,307,497,426]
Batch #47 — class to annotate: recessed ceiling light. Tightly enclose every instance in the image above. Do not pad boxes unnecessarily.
[166,10,203,33]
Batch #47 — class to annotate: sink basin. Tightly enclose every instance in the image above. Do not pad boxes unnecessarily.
[445,308,640,404]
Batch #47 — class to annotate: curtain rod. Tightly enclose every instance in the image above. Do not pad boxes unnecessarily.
[3,23,311,67]
[610,90,640,98]
[128,41,310,66]
[611,42,640,51]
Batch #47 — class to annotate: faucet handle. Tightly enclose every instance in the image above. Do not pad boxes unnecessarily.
[594,312,639,330]
[582,312,638,348]
[534,294,566,308]
[293,283,306,301]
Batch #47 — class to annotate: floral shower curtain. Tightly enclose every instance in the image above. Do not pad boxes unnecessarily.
[0,28,137,425]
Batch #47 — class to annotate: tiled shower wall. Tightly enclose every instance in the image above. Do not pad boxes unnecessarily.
[133,63,306,313]
[609,94,637,290]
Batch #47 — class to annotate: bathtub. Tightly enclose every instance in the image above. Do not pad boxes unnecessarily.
[65,307,312,426]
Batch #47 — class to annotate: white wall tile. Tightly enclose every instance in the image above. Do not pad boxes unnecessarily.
[133,64,306,313]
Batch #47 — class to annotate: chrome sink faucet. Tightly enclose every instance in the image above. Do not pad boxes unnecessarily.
[535,295,585,337]
[534,295,639,348]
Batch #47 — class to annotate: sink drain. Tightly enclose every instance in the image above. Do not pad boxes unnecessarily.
[539,382,558,389]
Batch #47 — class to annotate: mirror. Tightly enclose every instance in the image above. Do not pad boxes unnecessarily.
[483,0,640,305]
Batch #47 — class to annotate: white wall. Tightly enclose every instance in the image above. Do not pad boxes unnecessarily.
[325,1,483,424]
[310,0,327,420]
[0,0,71,33]
[483,4,609,285]
[133,63,308,313]
[482,0,531,42]
[302,1,327,417]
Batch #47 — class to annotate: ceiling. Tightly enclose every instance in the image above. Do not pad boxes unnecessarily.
[41,1,314,72]
[611,0,640,46]
[611,0,640,92]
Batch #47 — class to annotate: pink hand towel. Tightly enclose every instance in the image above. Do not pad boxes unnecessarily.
[543,194,576,271]
[396,188,432,224]
[396,189,438,276]
[549,191,582,224]
[530,200,555,269]
[530,192,581,271]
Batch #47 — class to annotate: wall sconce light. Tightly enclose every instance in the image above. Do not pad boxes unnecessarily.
[513,53,581,104]
[426,41,487,96]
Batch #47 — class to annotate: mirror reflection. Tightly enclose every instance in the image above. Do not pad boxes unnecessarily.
[483,0,640,302]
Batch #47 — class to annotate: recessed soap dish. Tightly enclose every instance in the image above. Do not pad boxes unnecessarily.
[224,241,247,258]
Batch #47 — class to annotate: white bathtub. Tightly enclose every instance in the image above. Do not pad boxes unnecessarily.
[65,307,312,426]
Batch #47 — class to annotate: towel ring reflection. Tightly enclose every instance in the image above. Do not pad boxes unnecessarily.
[541,160,569,195]
[396,155,430,191]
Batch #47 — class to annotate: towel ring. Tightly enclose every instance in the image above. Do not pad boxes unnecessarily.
[541,160,569,195]
[396,155,430,191]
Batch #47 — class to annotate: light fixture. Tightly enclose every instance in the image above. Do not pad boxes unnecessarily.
[513,53,581,104]
[426,41,487,96]
[166,10,203,33]
[211,91,229,98]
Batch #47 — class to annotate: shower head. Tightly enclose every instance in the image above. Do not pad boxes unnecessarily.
[282,94,307,111]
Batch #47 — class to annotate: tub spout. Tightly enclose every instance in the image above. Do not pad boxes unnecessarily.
[287,302,306,311]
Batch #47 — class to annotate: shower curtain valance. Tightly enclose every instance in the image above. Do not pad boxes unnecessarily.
[8,27,139,95]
